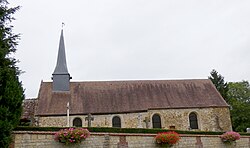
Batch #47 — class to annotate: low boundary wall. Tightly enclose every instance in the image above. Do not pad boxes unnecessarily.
[13,131,250,148]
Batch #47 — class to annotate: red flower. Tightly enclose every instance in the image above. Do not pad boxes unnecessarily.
[155,131,180,146]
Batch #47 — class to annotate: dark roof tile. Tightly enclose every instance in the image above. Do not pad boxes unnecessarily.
[36,79,228,116]
[21,98,37,119]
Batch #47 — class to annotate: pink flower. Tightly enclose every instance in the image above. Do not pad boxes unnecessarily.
[220,131,240,142]
[54,128,90,145]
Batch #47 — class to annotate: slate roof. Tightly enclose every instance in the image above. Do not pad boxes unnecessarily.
[53,30,69,75]
[36,79,228,116]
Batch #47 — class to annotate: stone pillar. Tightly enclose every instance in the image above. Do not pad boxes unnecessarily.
[248,137,250,148]
[9,134,15,148]
[66,102,70,127]
[103,134,110,148]
[117,136,128,148]
[195,136,203,148]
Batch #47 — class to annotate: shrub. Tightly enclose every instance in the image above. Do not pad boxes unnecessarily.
[54,128,90,145]
[219,131,240,144]
[155,131,180,147]
[14,126,250,136]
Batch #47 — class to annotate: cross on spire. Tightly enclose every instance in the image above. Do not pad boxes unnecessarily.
[62,22,65,29]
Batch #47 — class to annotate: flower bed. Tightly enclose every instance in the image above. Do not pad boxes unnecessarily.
[219,131,240,144]
[54,128,90,145]
[155,131,180,147]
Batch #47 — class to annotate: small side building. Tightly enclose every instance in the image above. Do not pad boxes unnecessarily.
[20,98,37,126]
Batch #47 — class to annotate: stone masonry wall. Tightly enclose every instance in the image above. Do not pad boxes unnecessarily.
[38,107,232,132]
[13,131,250,148]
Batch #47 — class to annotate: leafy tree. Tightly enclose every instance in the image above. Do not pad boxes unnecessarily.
[228,81,250,103]
[208,70,250,132]
[228,81,250,132]
[208,69,229,102]
[0,0,24,147]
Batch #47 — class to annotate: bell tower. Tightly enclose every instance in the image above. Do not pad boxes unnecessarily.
[52,29,72,91]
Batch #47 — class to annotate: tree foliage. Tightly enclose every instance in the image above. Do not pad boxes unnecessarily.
[208,69,229,102]
[228,81,250,103]
[228,81,250,132]
[0,0,24,147]
[208,70,250,132]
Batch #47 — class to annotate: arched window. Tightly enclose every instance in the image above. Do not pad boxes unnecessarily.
[189,112,198,129]
[152,114,162,128]
[112,116,121,128]
[73,117,82,127]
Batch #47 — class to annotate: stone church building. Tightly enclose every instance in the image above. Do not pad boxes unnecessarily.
[22,30,232,132]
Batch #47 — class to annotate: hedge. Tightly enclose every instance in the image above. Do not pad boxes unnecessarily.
[13,126,250,136]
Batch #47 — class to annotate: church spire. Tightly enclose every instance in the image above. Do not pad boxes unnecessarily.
[52,28,71,91]
[53,29,69,74]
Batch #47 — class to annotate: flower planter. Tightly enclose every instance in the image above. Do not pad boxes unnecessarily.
[155,131,180,147]
[54,128,90,146]
[220,131,240,147]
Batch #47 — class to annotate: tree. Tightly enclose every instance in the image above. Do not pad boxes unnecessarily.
[208,70,250,132]
[0,0,24,147]
[228,81,250,103]
[228,81,250,132]
[208,69,229,102]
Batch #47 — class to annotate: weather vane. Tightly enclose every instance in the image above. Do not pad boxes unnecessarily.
[62,22,65,29]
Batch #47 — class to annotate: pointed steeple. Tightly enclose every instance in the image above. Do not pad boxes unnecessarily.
[53,30,69,74]
[52,29,71,91]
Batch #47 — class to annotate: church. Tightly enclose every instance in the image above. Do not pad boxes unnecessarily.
[22,30,232,132]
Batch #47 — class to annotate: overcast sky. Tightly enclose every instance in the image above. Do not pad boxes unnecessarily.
[9,0,250,98]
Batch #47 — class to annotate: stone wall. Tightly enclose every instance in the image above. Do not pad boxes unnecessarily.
[38,107,232,132]
[13,131,250,148]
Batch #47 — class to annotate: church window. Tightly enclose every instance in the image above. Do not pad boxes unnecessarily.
[73,117,82,127]
[189,112,198,129]
[112,116,121,128]
[152,114,162,128]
